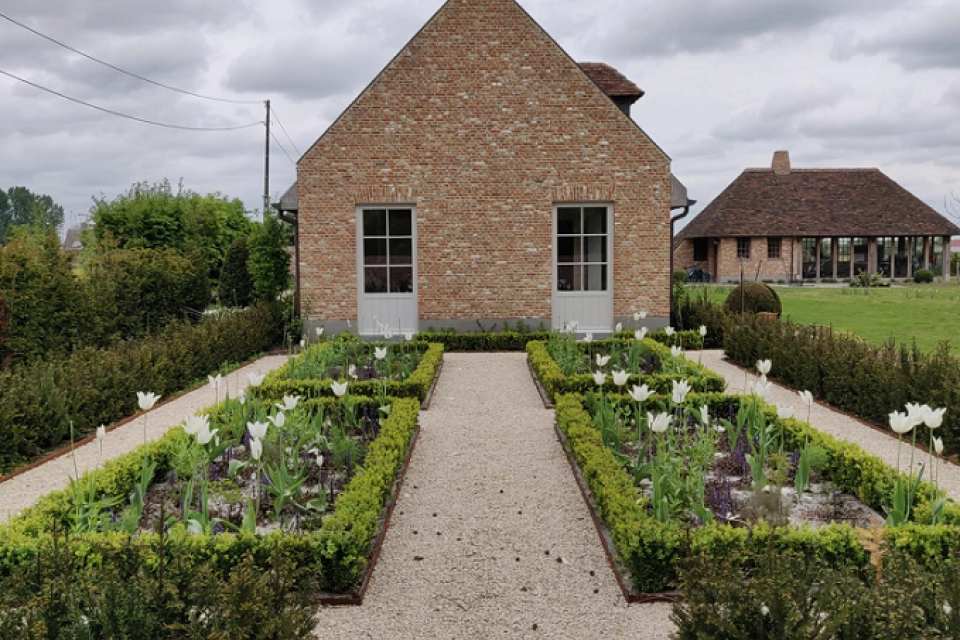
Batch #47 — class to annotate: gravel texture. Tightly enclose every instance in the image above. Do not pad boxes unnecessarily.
[313,352,673,639]
[0,354,289,523]
[694,349,960,500]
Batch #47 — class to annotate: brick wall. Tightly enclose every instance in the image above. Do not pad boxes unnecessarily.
[715,237,795,283]
[297,0,671,327]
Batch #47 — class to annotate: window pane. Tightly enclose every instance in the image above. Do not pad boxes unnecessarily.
[389,267,414,293]
[822,239,835,278]
[364,239,388,265]
[584,236,606,263]
[767,237,781,259]
[557,237,581,263]
[364,267,387,293]
[584,265,607,291]
[557,265,580,291]
[584,207,607,234]
[389,209,412,236]
[363,210,387,237]
[389,238,412,265]
[557,208,581,235]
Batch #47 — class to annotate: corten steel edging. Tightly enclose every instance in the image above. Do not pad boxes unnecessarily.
[419,357,444,411]
[316,421,421,606]
[527,358,554,409]
[554,421,683,604]
[0,351,275,487]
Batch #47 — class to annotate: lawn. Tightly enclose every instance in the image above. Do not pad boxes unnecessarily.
[694,282,960,354]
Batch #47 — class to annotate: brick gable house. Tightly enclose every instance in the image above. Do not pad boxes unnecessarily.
[279,0,687,336]
[674,151,960,283]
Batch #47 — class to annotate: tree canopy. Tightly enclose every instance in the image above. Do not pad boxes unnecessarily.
[0,186,65,242]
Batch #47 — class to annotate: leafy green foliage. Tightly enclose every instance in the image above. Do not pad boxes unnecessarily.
[724,281,783,315]
[671,285,729,348]
[914,268,934,283]
[416,329,552,351]
[247,212,291,303]
[218,235,254,307]
[0,186,64,242]
[86,179,252,284]
[0,305,282,473]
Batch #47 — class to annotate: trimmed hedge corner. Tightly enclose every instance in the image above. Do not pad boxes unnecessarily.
[254,342,444,402]
[555,392,960,593]
[0,396,420,595]
[527,339,726,402]
[415,330,552,351]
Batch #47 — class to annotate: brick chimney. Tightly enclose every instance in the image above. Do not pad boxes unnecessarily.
[772,150,791,175]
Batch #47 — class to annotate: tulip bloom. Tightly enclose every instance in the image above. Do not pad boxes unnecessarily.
[247,420,269,441]
[137,391,160,411]
[612,370,629,386]
[583,332,593,343]
[267,412,286,429]
[184,414,208,437]
[630,384,653,403]
[799,390,813,406]
[375,346,388,360]
[196,424,219,446]
[671,379,691,404]
[665,327,675,337]
[671,346,682,358]
[96,425,106,442]
[250,438,263,461]
[635,327,648,341]
[596,354,611,368]
[648,412,672,433]
[332,381,349,397]
[756,359,772,375]
[316,326,324,337]
[614,322,622,333]
[276,395,300,412]
[700,405,710,426]
[592,371,606,387]
[934,437,944,455]
[923,406,946,429]
[754,379,773,401]
[777,405,794,420]
[699,325,707,337]
[247,372,266,387]
[889,411,913,435]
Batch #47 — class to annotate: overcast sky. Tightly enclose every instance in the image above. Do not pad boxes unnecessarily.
[2,0,959,234]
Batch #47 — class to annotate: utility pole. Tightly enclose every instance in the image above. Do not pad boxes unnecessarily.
[263,99,271,218]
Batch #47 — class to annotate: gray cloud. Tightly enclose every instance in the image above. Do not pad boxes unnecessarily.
[839,4,960,70]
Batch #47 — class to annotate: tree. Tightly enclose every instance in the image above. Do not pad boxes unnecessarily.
[0,186,65,242]
[86,180,252,286]
[218,236,254,307]
[247,213,291,303]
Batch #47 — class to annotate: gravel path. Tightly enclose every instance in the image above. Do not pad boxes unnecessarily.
[0,354,289,523]
[313,353,674,639]
[694,349,960,500]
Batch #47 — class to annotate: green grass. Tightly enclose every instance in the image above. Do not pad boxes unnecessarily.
[693,282,960,354]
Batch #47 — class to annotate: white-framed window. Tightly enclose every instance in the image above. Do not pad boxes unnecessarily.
[555,205,610,292]
[360,208,414,294]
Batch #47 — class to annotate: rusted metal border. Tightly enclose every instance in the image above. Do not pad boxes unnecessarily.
[554,421,683,604]
[316,422,421,606]
[527,358,554,409]
[420,357,444,411]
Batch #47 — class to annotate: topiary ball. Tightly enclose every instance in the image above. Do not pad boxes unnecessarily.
[723,282,782,315]
[913,269,934,284]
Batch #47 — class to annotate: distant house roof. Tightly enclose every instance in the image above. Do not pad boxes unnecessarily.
[62,227,83,252]
[677,151,960,241]
[951,238,960,252]
[578,62,644,103]
[275,182,297,212]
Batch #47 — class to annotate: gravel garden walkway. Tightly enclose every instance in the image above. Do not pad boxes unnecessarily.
[313,353,673,639]
[694,349,960,500]
[0,354,289,523]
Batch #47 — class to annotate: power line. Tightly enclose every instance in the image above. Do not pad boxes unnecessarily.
[0,10,261,105]
[270,107,301,156]
[269,129,296,166]
[0,67,263,131]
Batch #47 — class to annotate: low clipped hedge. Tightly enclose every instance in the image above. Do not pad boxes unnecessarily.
[415,330,552,351]
[527,339,726,402]
[0,304,282,475]
[253,343,444,403]
[614,328,708,350]
[0,396,420,594]
[724,314,960,457]
[556,392,960,593]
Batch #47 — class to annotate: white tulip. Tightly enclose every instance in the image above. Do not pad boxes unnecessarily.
[633,312,641,321]
[583,332,593,343]
[247,372,266,387]
[348,364,358,379]
[137,391,160,411]
[592,371,606,387]
[267,412,286,429]
[375,346,388,360]
[195,424,218,446]
[300,338,306,348]
[629,384,653,403]
[331,381,349,397]
[700,405,710,425]
[96,425,106,442]
[635,327,648,341]
[671,345,682,358]
[250,437,263,461]
[276,395,300,411]
[754,379,773,401]
[905,402,926,428]
[238,391,246,405]
[934,437,944,455]
[247,420,269,441]
[799,390,813,406]
[923,406,946,429]
[889,411,914,435]
[315,326,324,337]
[208,374,223,389]
[665,327,675,336]
[638,311,648,320]
[612,370,629,387]
[404,331,415,341]
[596,354,611,368]
[756,359,772,375]
[777,405,794,420]
[699,325,707,337]
[672,379,692,405]
[648,412,672,433]
[183,414,209,437]
[615,322,623,333]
